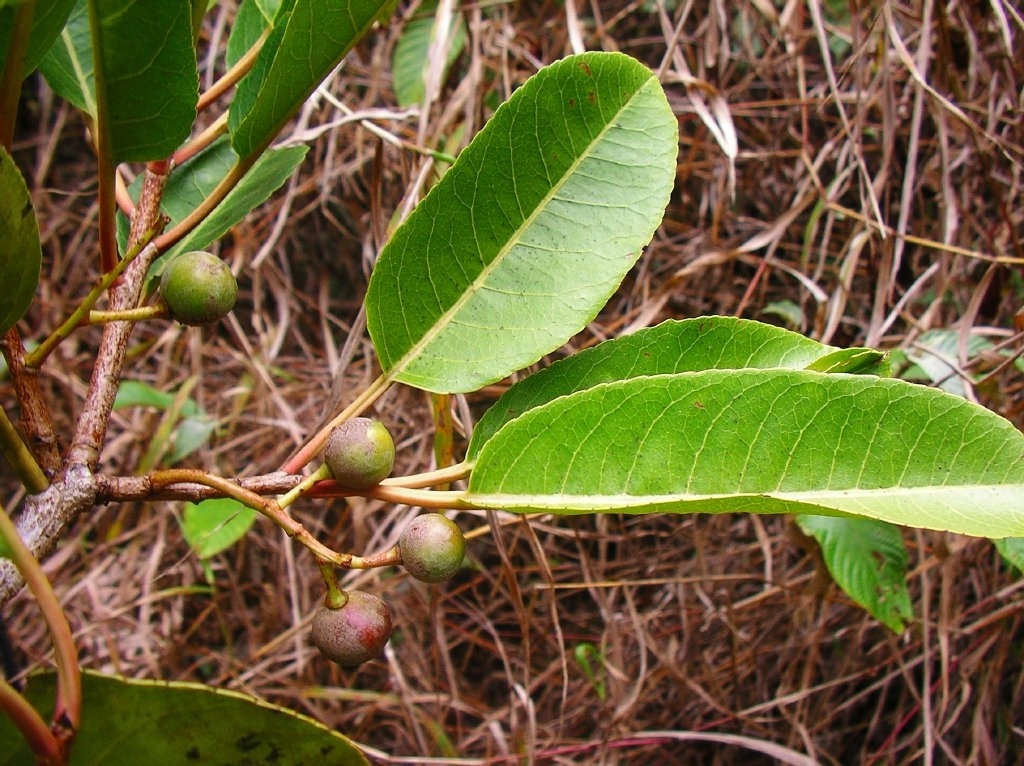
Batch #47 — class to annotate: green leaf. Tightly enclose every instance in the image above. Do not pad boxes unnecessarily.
[804,347,889,376]
[366,52,678,393]
[993,537,1024,575]
[0,0,76,78]
[228,0,387,159]
[38,0,94,114]
[469,317,864,458]
[392,1,466,107]
[87,0,198,161]
[181,498,256,559]
[0,146,41,334]
[465,369,1024,539]
[116,138,307,262]
[796,515,913,632]
[165,142,308,261]
[225,0,270,68]
[0,671,370,765]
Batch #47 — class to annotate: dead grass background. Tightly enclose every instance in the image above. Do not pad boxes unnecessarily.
[5,0,1024,763]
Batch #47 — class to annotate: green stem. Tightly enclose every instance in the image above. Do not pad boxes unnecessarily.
[281,374,393,474]
[277,463,331,510]
[88,304,166,325]
[25,231,161,369]
[0,502,81,758]
[0,0,33,149]
[0,406,49,493]
[317,563,347,609]
[0,676,61,766]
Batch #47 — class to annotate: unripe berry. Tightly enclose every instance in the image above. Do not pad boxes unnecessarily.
[399,513,467,583]
[160,250,237,326]
[310,591,392,667]
[323,418,396,489]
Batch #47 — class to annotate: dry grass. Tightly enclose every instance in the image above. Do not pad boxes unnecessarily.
[4,0,1024,763]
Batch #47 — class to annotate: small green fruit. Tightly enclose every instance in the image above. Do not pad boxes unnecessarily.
[310,591,392,667]
[323,418,396,489]
[399,513,467,583]
[160,250,237,326]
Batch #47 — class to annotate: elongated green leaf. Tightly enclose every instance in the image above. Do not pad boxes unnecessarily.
[0,671,369,765]
[228,0,387,158]
[366,52,678,393]
[0,0,76,78]
[117,138,307,262]
[38,0,94,114]
[465,370,1024,539]
[225,0,270,68]
[88,0,198,161]
[796,515,913,632]
[469,317,866,457]
[0,146,41,334]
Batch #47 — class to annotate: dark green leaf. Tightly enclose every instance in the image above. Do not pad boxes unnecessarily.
[465,369,1024,538]
[228,0,387,158]
[797,515,913,632]
[0,0,76,78]
[88,0,198,161]
[0,671,370,765]
[162,142,308,261]
[225,0,269,68]
[366,52,678,393]
[0,146,41,334]
[38,0,94,114]
[469,317,854,458]
[117,138,307,263]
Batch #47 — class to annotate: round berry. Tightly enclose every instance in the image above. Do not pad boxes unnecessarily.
[160,250,237,326]
[310,591,392,667]
[323,418,396,489]
[399,513,467,583]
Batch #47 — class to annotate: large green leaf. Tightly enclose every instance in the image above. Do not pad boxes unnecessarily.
[465,369,1024,539]
[796,515,913,632]
[38,0,94,114]
[0,671,369,765]
[0,146,41,334]
[0,0,76,78]
[365,52,678,393]
[88,0,198,161]
[228,0,387,159]
[468,317,881,458]
[116,138,307,263]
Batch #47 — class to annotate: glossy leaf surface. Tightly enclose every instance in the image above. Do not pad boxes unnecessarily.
[228,0,387,158]
[366,52,678,393]
[0,671,369,765]
[88,0,198,160]
[469,317,863,457]
[466,369,1024,539]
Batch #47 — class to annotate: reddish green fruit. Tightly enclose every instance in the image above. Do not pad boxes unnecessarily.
[323,418,395,489]
[399,514,467,583]
[160,250,237,326]
[310,591,392,667]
